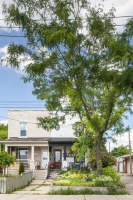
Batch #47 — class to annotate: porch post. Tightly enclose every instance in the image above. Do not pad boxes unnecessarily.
[4,146,8,175]
[30,146,35,171]
[5,145,8,152]
[64,145,66,161]
[31,146,35,161]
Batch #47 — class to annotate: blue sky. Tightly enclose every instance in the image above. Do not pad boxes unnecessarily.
[0,29,45,122]
[0,0,133,149]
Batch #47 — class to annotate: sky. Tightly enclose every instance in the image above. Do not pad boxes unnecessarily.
[0,0,133,150]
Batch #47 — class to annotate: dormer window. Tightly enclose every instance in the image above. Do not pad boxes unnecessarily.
[20,122,27,137]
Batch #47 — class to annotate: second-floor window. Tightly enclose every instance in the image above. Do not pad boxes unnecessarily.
[20,122,27,137]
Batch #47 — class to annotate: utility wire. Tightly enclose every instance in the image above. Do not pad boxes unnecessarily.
[0,101,45,102]
[0,115,74,127]
[0,107,45,108]
[0,15,133,21]
[0,23,129,29]
[0,23,131,38]
[0,115,38,124]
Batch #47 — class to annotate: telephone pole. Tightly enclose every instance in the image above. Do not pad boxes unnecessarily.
[128,128,132,176]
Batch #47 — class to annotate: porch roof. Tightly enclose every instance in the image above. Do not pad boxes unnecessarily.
[48,137,76,146]
[1,137,49,144]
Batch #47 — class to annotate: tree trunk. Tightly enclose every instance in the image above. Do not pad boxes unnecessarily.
[96,133,103,175]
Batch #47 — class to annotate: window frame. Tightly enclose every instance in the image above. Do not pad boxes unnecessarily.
[19,121,27,137]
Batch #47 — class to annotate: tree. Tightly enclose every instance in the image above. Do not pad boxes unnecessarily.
[19,162,25,175]
[2,0,133,175]
[0,124,8,151]
[0,151,16,175]
[111,145,130,157]
[101,151,116,168]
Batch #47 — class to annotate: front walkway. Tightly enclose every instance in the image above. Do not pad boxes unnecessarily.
[13,178,108,195]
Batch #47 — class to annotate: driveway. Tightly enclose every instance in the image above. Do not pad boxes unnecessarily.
[120,173,133,194]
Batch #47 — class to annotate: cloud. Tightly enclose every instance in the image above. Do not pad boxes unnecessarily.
[106,130,133,151]
[0,0,13,27]
[0,45,8,66]
[0,45,8,55]
[0,45,34,74]
[0,120,8,125]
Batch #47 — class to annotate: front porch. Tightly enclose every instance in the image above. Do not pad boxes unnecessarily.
[2,137,77,174]
[48,137,75,170]
[3,137,49,173]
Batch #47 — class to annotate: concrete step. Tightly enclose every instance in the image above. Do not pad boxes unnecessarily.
[47,169,61,180]
[34,170,47,180]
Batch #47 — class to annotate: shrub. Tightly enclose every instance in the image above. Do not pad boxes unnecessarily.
[94,175,113,186]
[102,166,120,182]
[59,170,67,175]
[19,163,25,175]
[107,182,128,195]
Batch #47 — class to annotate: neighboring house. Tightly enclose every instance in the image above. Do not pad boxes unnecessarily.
[1,110,81,172]
[115,154,133,173]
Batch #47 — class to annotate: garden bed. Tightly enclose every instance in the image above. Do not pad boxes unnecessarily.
[51,167,127,195]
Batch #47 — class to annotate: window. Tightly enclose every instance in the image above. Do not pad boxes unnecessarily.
[20,122,27,136]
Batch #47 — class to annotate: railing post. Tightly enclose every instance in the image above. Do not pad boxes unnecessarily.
[1,178,6,194]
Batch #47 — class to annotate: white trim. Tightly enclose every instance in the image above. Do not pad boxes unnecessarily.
[19,121,27,137]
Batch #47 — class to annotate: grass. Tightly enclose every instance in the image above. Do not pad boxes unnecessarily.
[53,175,95,186]
[47,187,128,195]
[48,187,103,195]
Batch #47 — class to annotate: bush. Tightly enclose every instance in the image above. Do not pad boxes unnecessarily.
[94,175,113,186]
[19,163,25,175]
[107,182,128,195]
[102,166,120,182]
[59,170,67,175]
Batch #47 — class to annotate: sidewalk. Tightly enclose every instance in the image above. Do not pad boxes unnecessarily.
[0,194,133,200]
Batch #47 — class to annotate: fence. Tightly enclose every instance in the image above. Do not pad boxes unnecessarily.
[0,171,33,193]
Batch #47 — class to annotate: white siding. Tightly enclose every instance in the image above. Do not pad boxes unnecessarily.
[8,110,51,138]
[51,114,79,137]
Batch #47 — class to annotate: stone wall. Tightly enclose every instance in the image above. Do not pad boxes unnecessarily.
[0,171,33,194]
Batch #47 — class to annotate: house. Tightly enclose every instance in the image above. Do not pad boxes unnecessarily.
[116,154,133,174]
[1,110,82,173]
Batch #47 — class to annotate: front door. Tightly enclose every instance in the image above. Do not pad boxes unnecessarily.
[41,151,48,169]
[54,150,62,169]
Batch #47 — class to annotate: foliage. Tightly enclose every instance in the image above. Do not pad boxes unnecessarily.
[48,187,103,195]
[19,162,25,175]
[0,151,16,175]
[54,169,121,187]
[111,145,130,157]
[0,124,8,151]
[101,151,116,167]
[2,0,133,174]
[94,175,113,186]
[107,183,128,195]
[102,166,120,182]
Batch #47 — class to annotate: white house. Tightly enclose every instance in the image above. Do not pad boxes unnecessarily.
[1,110,80,173]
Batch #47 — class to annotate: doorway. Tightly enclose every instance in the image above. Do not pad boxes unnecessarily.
[54,150,62,169]
[41,151,48,169]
